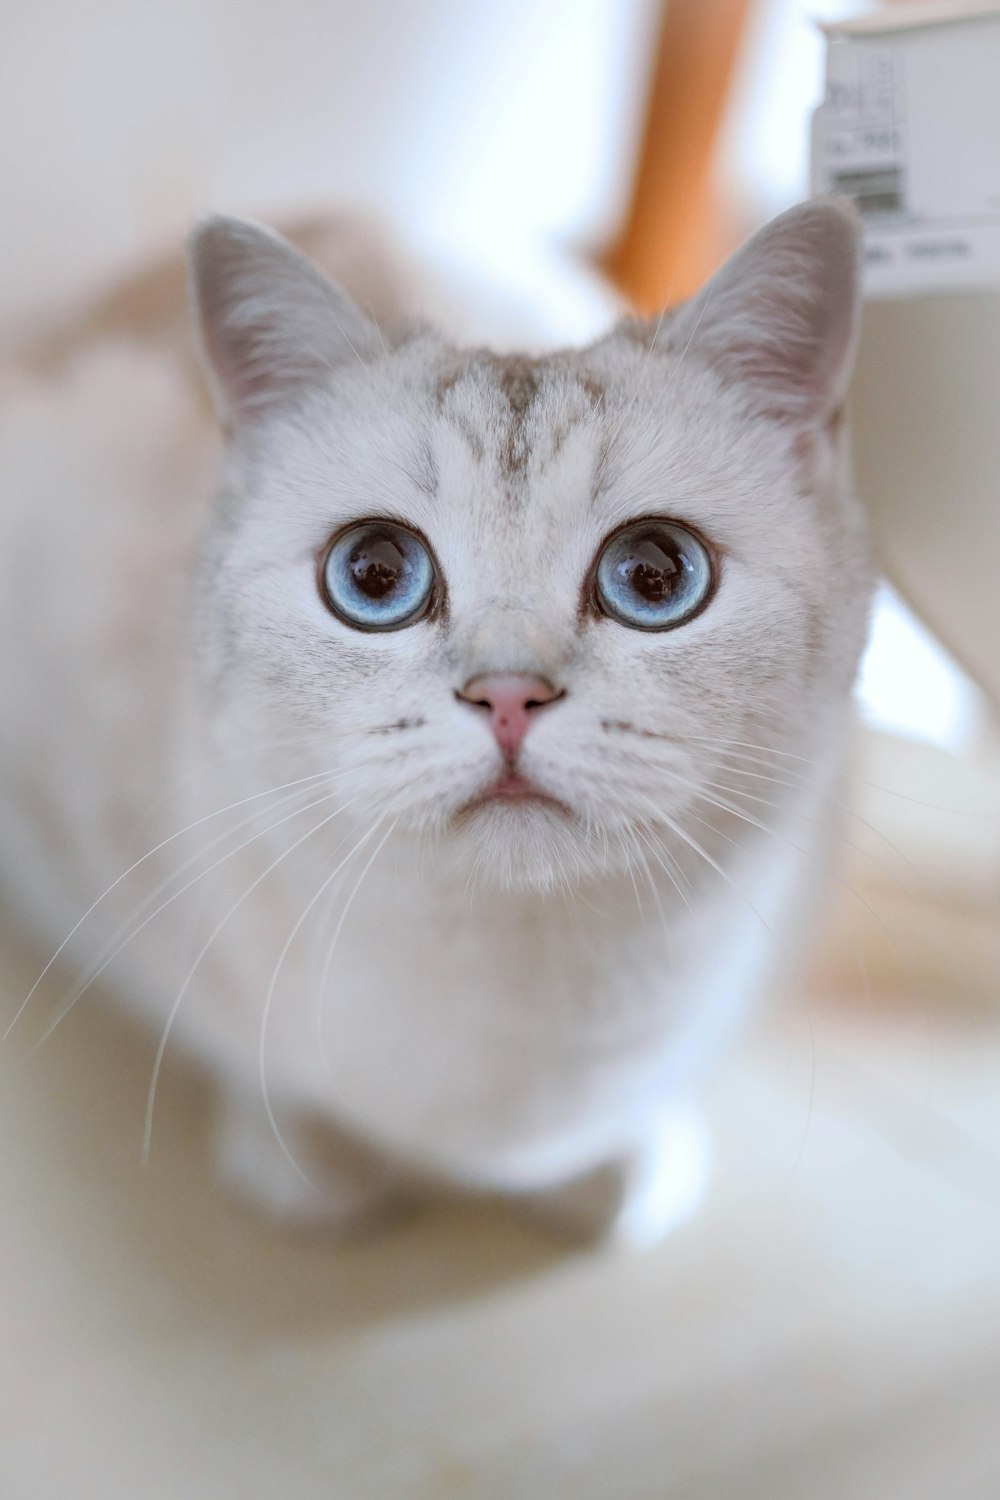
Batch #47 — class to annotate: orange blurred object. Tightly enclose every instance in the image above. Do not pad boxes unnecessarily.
[603,0,757,313]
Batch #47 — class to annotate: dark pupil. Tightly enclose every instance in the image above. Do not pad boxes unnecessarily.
[349,535,406,599]
[617,536,682,603]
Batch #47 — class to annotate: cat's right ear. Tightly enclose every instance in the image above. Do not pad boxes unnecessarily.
[188,216,382,425]
[654,197,863,425]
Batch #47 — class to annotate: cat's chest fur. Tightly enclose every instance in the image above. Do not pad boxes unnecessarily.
[149,791,812,1190]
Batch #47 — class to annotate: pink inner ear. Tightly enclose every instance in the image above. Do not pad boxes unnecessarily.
[199,309,291,417]
[666,199,863,422]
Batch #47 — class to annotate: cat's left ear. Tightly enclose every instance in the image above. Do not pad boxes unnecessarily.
[662,197,863,423]
[189,216,382,425]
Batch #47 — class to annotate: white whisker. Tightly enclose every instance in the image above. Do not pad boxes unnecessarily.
[645,804,780,949]
[628,830,674,962]
[259,817,395,1185]
[688,733,991,816]
[634,823,692,920]
[141,794,362,1160]
[316,821,397,1078]
[5,763,351,1042]
[665,778,937,1032]
[32,778,359,1051]
[39,779,328,1042]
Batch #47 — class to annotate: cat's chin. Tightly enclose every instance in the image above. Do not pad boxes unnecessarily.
[443,797,614,894]
[456,773,573,822]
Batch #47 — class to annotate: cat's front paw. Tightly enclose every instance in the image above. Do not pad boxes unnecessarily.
[519,1104,711,1250]
[212,1089,405,1235]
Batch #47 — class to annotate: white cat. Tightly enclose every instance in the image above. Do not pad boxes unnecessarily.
[0,200,872,1245]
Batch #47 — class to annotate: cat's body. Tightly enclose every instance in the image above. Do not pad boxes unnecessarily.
[0,202,872,1242]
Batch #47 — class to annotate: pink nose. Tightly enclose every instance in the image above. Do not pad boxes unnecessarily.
[458,674,561,757]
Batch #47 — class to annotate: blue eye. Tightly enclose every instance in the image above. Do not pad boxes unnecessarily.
[595,520,714,631]
[321,521,435,631]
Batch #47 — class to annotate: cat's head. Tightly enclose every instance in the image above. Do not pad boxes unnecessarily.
[189,201,872,891]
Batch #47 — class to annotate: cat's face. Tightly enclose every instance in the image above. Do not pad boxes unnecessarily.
[191,203,872,890]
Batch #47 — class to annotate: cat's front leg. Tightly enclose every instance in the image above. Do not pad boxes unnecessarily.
[212,1086,406,1234]
[518,1103,711,1250]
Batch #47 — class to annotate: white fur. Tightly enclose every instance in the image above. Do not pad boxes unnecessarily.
[0,201,872,1244]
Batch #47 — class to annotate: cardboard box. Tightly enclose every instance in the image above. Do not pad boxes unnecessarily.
[849,291,1000,711]
[813,4,1000,717]
[812,3,1000,297]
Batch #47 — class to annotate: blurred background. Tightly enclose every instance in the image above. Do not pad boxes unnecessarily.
[0,0,817,325]
[3,1,1000,1496]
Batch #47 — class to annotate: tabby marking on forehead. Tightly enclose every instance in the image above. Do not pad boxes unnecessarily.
[496,355,542,420]
[432,353,542,483]
[433,352,607,493]
[433,361,486,462]
[495,354,542,481]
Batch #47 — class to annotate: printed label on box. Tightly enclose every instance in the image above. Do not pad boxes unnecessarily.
[821,45,908,221]
[812,18,1000,297]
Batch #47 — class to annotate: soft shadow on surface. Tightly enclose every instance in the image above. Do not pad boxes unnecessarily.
[6,905,1000,1499]
[0,916,566,1346]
